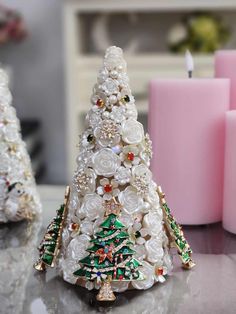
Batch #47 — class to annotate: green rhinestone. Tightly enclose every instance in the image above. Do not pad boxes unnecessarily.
[182,252,191,263]
[42,253,54,265]
[171,221,177,230]
[54,217,62,224]
[176,238,186,250]
[44,243,56,253]
[57,205,65,214]
[50,224,60,232]
[163,203,170,214]
[49,232,58,240]
[57,205,65,215]
[174,229,181,237]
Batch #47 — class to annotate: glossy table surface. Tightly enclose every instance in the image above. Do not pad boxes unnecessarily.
[1,185,236,314]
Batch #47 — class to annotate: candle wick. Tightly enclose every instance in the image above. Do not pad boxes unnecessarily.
[185,50,194,79]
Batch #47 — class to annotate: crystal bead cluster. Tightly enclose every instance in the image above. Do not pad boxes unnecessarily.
[0,68,41,223]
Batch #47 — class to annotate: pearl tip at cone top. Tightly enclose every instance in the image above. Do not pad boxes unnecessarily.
[0,68,41,223]
[34,46,194,300]
[185,50,194,78]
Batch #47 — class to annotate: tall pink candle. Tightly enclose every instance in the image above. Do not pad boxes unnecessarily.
[223,111,236,234]
[149,79,230,225]
[215,50,236,110]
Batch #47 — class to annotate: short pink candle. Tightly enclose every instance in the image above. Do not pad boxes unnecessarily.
[149,79,230,225]
[215,50,236,110]
[223,111,236,234]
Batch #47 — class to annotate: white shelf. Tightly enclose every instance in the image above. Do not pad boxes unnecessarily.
[65,0,236,12]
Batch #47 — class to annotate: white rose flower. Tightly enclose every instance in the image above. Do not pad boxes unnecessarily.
[131,261,154,290]
[80,193,103,220]
[121,119,144,144]
[0,86,12,104]
[132,164,152,180]
[80,219,94,236]
[117,73,129,88]
[86,110,98,128]
[145,237,164,263]
[147,183,161,209]
[66,234,90,260]
[118,186,143,215]
[110,106,126,123]
[125,103,138,120]
[69,190,80,212]
[92,148,121,177]
[143,211,163,236]
[60,257,78,284]
[134,244,146,261]
[119,211,133,227]
[4,124,19,142]
[111,281,129,292]
[93,217,104,233]
[114,166,131,185]
[163,253,173,273]
[102,78,119,96]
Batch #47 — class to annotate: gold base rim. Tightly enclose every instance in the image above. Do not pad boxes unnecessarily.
[182,260,196,270]
[34,260,46,272]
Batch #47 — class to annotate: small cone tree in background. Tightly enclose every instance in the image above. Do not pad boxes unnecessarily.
[0,68,41,223]
[35,46,194,301]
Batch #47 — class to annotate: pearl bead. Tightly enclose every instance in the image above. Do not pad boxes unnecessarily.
[109,95,117,104]
[102,111,110,118]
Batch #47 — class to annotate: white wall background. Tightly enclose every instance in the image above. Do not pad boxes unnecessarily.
[1,0,66,183]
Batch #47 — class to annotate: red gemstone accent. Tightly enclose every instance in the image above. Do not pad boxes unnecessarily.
[96,99,104,107]
[119,275,124,280]
[157,267,164,276]
[71,223,78,230]
[104,184,112,193]
[127,152,134,161]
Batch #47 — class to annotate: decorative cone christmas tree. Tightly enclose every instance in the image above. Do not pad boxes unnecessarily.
[34,46,195,301]
[0,68,41,223]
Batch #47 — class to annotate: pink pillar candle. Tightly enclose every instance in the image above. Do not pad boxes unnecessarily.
[215,50,236,110]
[149,79,230,225]
[223,111,236,234]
